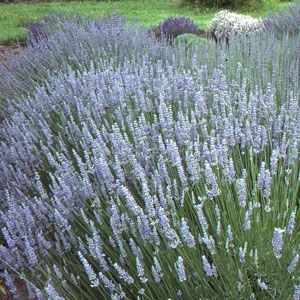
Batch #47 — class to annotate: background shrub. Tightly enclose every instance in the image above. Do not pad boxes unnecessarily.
[182,0,263,9]
[206,10,265,43]
[0,0,117,2]
[151,17,206,43]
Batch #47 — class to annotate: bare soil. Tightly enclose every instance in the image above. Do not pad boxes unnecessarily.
[0,45,24,65]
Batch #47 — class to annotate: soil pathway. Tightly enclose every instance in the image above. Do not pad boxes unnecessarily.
[0,45,24,65]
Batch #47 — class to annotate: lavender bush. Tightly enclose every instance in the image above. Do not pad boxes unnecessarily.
[0,14,299,299]
[262,3,300,35]
[151,17,206,43]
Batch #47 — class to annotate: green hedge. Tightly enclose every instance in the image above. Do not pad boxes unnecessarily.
[0,0,114,3]
[182,0,263,9]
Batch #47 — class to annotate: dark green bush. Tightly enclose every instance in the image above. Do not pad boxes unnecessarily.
[0,0,114,3]
[182,0,262,9]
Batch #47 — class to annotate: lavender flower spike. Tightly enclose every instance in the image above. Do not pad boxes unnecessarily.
[294,284,300,300]
[202,255,217,277]
[176,256,187,282]
[78,251,99,287]
[287,254,299,274]
[272,227,285,259]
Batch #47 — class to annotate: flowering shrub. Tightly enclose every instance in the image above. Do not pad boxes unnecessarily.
[152,17,206,43]
[207,10,265,42]
[0,14,299,300]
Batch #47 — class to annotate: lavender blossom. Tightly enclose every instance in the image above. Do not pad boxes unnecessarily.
[236,177,247,207]
[136,256,148,283]
[180,218,196,248]
[157,207,180,248]
[152,256,163,283]
[294,284,300,300]
[113,263,134,285]
[239,242,247,263]
[176,256,187,282]
[195,203,209,232]
[223,158,236,183]
[226,225,234,252]
[204,162,220,200]
[202,255,217,277]
[99,272,116,293]
[202,234,216,254]
[287,212,296,234]
[45,280,65,300]
[272,227,285,259]
[243,210,251,231]
[287,254,299,274]
[78,251,99,287]
[257,278,268,291]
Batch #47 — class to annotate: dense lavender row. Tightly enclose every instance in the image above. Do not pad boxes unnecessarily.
[0,14,299,299]
[264,4,300,35]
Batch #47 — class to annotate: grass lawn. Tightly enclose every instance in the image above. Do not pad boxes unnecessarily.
[0,0,292,45]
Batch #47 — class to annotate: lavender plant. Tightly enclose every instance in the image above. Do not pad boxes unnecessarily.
[262,3,300,35]
[0,14,299,300]
[151,17,206,44]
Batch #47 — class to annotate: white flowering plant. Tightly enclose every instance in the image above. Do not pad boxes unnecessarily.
[207,10,265,42]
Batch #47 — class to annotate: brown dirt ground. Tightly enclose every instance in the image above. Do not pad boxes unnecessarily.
[0,45,24,65]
